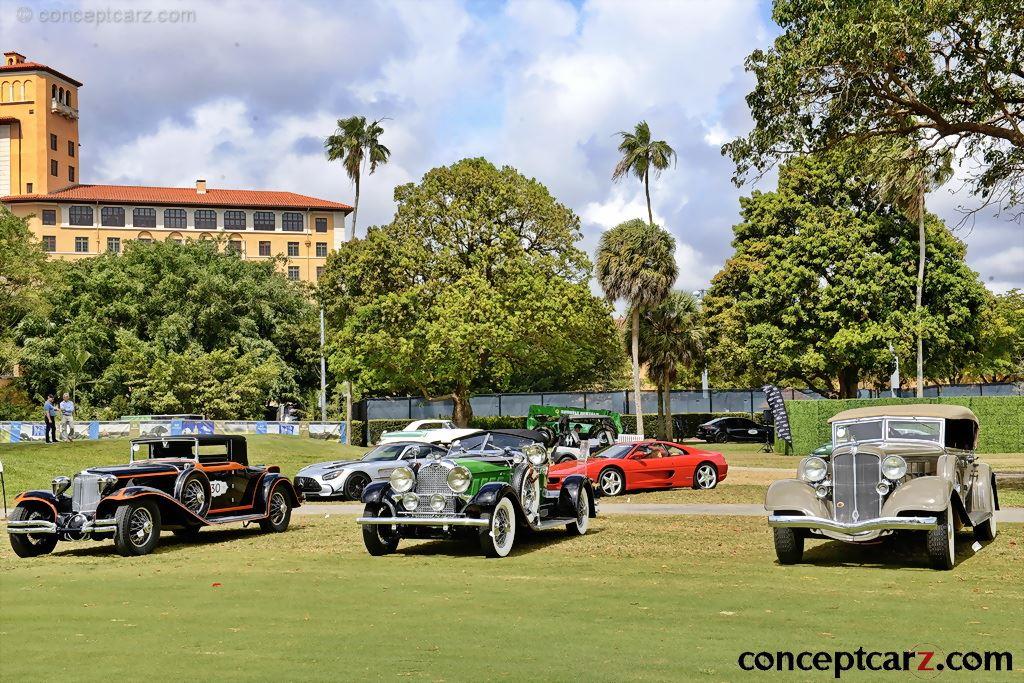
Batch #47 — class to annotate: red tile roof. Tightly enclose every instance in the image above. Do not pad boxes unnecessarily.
[2,184,353,211]
[0,61,83,87]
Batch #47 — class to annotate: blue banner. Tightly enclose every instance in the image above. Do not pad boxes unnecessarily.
[88,421,100,440]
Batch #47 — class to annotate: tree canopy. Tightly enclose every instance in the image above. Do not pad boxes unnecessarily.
[725,0,1024,214]
[704,150,989,397]
[0,208,50,377]
[320,157,623,425]
[15,238,318,419]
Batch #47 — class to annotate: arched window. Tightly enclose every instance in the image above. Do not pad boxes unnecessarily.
[136,231,154,244]
[52,84,57,101]
[58,87,64,104]
[167,232,184,245]
[11,81,20,101]
[65,89,72,107]
[1,81,11,102]
[226,233,243,254]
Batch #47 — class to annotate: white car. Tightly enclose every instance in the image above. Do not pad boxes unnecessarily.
[377,419,457,444]
[293,441,448,500]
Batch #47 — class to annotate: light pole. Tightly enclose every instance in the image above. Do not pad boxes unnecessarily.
[692,289,709,400]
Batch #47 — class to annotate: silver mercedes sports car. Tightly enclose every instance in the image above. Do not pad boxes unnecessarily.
[293,441,447,500]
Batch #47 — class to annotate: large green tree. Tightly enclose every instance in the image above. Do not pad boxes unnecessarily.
[320,158,622,426]
[595,219,677,436]
[325,115,391,238]
[966,289,1024,383]
[613,121,677,226]
[16,239,317,418]
[704,151,988,398]
[0,208,50,376]
[725,0,1024,213]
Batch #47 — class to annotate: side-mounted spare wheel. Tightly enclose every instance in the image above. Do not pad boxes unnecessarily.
[8,505,59,558]
[479,495,517,558]
[114,500,162,556]
[175,470,212,517]
[511,464,540,523]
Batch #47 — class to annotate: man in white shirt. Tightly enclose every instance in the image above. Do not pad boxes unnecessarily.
[59,393,75,441]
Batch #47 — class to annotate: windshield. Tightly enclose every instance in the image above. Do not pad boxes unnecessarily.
[886,420,941,443]
[592,444,633,459]
[833,419,883,444]
[361,444,413,462]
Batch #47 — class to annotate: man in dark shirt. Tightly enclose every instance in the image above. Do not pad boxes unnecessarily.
[43,394,57,444]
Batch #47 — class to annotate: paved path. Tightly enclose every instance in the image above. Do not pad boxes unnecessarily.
[293,502,1024,523]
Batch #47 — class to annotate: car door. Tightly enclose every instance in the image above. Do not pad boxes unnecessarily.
[729,418,760,441]
[200,446,255,512]
[628,445,676,488]
[662,444,696,486]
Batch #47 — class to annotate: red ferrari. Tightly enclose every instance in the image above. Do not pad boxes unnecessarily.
[547,440,729,497]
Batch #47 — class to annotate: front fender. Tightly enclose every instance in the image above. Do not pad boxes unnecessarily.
[558,475,596,518]
[469,482,516,510]
[13,490,63,517]
[882,476,954,516]
[361,481,393,505]
[96,486,207,527]
[764,479,829,518]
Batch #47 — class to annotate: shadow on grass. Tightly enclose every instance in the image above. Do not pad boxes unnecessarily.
[394,527,604,559]
[51,525,269,557]
[795,532,992,570]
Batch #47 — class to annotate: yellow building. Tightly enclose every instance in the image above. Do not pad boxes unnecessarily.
[1,51,351,282]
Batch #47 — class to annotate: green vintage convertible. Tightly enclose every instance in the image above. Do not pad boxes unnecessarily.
[356,429,597,558]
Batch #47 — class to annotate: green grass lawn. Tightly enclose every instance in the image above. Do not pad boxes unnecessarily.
[1,515,1020,681]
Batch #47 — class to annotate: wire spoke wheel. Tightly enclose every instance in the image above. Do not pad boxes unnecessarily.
[182,480,206,514]
[269,491,288,526]
[129,507,154,547]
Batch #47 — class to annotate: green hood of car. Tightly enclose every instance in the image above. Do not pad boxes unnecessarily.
[450,457,512,496]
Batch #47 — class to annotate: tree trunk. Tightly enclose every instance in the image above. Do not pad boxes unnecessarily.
[350,172,360,241]
[452,389,473,428]
[644,169,654,226]
[631,308,645,437]
[916,172,925,398]
[664,376,673,442]
[838,367,859,399]
[656,380,665,440]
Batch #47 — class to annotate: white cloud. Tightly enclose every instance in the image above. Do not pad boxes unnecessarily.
[703,123,730,147]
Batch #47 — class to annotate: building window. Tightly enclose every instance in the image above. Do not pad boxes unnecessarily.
[287,266,300,281]
[26,182,33,193]
[106,237,121,253]
[315,242,327,257]
[194,209,217,230]
[282,212,304,231]
[68,166,75,182]
[287,241,300,257]
[136,232,153,244]
[224,210,246,229]
[50,160,58,176]
[254,211,275,230]
[42,236,56,252]
[316,266,324,280]
[42,209,56,225]
[315,217,328,233]
[69,205,93,226]
[74,236,89,253]
[50,133,57,151]
[101,207,125,227]
[68,140,75,157]
[168,232,183,244]
[133,207,156,228]
[258,241,271,256]
[227,240,242,254]
[164,208,187,229]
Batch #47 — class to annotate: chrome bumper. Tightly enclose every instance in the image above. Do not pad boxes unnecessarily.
[356,515,489,528]
[6,518,117,535]
[768,514,938,535]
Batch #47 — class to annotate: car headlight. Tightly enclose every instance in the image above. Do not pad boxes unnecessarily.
[447,466,471,493]
[800,456,827,483]
[523,443,548,466]
[97,474,118,495]
[52,476,71,496]
[323,470,346,481]
[390,466,415,493]
[429,494,446,512]
[881,455,907,481]
[401,492,419,511]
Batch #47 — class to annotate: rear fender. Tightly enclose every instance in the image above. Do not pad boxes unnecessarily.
[966,463,997,515]
[764,479,829,518]
[557,475,596,518]
[96,486,207,527]
[257,474,300,512]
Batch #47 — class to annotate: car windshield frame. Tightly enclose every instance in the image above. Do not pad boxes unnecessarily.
[360,444,418,462]
[832,416,945,447]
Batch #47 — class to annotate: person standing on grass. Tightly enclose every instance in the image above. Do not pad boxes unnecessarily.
[43,394,57,444]
[58,392,75,441]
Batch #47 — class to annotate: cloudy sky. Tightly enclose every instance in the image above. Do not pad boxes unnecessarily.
[8,0,1022,291]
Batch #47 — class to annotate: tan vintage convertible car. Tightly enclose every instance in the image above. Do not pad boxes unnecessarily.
[765,405,998,569]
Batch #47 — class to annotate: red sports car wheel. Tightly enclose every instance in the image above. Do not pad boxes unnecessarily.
[598,468,624,496]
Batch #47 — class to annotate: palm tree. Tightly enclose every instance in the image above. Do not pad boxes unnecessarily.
[596,218,677,437]
[325,116,391,240]
[60,346,91,401]
[612,121,677,226]
[869,139,952,397]
[633,291,705,440]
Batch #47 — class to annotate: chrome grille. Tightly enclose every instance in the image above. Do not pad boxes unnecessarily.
[72,473,102,513]
[415,463,451,495]
[831,452,881,524]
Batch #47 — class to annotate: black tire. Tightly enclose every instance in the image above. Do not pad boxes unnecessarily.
[974,515,997,542]
[113,500,161,556]
[8,505,58,558]
[258,487,292,533]
[926,505,956,570]
[172,526,202,541]
[692,462,719,490]
[362,502,400,556]
[566,485,591,535]
[589,427,615,448]
[479,495,517,558]
[556,453,577,464]
[715,431,729,443]
[175,470,211,517]
[536,426,557,449]
[773,527,804,565]
[597,467,625,496]
[344,473,370,501]
[511,465,540,522]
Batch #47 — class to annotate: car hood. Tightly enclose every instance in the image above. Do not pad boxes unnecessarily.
[85,460,188,477]
[297,459,368,476]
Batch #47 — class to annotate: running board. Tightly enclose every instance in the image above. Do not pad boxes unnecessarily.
[967,510,993,527]
[205,513,265,525]
[529,517,573,531]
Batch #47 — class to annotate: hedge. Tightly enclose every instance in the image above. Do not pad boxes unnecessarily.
[361,412,754,446]
[779,396,1024,455]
